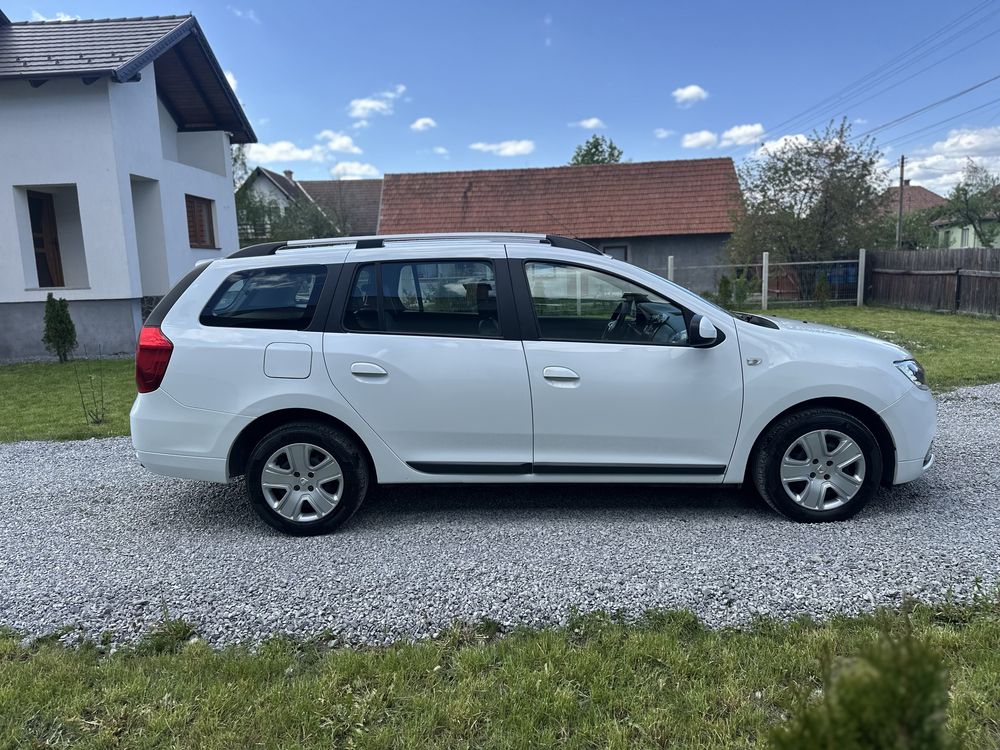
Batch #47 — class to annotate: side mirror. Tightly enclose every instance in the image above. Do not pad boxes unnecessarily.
[688,314,718,346]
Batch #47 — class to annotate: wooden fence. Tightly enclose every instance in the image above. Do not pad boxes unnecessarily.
[865,247,1000,316]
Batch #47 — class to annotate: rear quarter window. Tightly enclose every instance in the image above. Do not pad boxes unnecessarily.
[200,265,327,330]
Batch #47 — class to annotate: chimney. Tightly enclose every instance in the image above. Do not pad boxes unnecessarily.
[903,179,911,186]
[283,169,294,181]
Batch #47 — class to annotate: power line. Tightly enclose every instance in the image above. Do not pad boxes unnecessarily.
[876,96,1000,150]
[768,0,998,136]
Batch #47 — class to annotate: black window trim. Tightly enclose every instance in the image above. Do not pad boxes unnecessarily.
[329,257,520,341]
[198,263,340,332]
[511,258,720,347]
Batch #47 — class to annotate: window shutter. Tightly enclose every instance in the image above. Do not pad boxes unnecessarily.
[185,195,216,248]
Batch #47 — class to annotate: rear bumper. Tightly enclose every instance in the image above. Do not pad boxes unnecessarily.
[130,388,249,483]
[878,384,937,485]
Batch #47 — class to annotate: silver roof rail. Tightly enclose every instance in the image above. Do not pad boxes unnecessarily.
[229,233,602,259]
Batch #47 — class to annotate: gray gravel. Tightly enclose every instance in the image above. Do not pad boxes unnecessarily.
[1,383,998,648]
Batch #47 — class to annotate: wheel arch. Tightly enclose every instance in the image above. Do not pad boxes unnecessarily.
[745,397,896,487]
[228,408,377,483]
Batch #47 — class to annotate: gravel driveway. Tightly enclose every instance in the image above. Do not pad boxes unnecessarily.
[1,384,998,648]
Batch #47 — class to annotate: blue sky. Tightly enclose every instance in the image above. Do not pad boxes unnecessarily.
[9,0,1000,191]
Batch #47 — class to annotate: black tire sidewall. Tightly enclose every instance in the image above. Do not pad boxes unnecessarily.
[246,422,369,536]
[755,409,882,522]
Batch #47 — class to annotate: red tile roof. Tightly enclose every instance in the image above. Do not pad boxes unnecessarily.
[881,183,947,215]
[378,158,741,238]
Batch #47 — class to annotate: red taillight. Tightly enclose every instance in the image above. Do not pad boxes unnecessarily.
[135,326,173,393]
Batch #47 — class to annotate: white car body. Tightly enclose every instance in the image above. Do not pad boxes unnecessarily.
[131,233,935,515]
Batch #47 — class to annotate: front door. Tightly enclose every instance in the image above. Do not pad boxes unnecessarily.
[517,260,743,478]
[323,253,533,472]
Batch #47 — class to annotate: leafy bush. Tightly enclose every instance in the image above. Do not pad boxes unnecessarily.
[770,622,959,750]
[716,275,734,308]
[41,293,77,363]
[814,274,831,307]
[733,276,749,308]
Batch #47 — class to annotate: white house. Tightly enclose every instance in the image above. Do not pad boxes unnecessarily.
[0,10,255,359]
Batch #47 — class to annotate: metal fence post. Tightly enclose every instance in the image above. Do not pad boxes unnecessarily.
[761,251,769,311]
[667,255,674,281]
[857,248,866,307]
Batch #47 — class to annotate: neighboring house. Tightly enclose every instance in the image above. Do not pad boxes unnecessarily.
[237,167,382,241]
[0,10,254,360]
[377,159,741,288]
[880,180,947,215]
[934,218,1000,249]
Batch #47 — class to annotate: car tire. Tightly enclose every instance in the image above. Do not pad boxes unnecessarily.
[752,408,882,522]
[245,421,370,536]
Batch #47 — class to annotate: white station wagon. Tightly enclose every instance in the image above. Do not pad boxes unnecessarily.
[130,233,936,535]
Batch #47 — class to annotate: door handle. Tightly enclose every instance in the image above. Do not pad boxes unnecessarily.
[542,366,580,381]
[350,362,388,377]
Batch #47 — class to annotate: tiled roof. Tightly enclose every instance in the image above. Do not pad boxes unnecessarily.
[0,13,254,143]
[881,183,947,215]
[300,179,383,236]
[377,159,741,238]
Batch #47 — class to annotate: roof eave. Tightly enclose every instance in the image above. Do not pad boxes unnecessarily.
[182,18,255,144]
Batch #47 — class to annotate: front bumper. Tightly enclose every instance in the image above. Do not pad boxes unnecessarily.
[878,384,937,485]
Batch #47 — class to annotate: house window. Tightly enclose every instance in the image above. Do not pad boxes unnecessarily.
[961,227,970,247]
[185,194,216,249]
[28,190,65,287]
[943,230,951,247]
[603,245,628,261]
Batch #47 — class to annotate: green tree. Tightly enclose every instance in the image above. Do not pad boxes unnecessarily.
[869,207,944,250]
[231,144,249,188]
[944,159,1000,247]
[235,188,344,246]
[41,292,77,363]
[727,119,886,265]
[569,134,623,165]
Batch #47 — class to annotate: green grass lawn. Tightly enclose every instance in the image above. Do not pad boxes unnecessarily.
[760,306,1000,390]
[0,306,997,443]
[0,358,135,442]
[1,603,998,749]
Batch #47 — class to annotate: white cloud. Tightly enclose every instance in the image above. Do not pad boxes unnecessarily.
[352,119,370,129]
[30,10,80,21]
[226,5,260,23]
[246,141,326,163]
[469,139,536,157]
[720,123,765,147]
[330,161,380,180]
[410,117,437,132]
[315,130,362,154]
[432,146,449,155]
[755,133,808,156]
[246,131,362,164]
[681,130,718,149]
[672,84,709,108]
[569,117,606,129]
[906,126,1000,193]
[653,128,675,139]
[224,70,238,93]
[347,84,406,119]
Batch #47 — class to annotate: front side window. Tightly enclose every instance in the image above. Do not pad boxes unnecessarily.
[344,260,500,338]
[201,265,326,330]
[525,262,689,345]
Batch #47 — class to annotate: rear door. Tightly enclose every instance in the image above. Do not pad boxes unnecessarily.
[321,245,533,473]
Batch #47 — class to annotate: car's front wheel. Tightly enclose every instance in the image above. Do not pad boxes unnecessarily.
[752,408,882,522]
[246,421,369,535]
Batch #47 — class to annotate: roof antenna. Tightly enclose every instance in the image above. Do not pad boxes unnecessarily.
[543,208,579,240]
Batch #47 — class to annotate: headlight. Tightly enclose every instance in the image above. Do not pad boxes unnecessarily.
[894,359,928,390]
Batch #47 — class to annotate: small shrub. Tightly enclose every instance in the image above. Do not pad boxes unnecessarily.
[770,622,959,750]
[814,274,831,307]
[41,293,77,362]
[72,351,106,425]
[733,276,749,308]
[716,275,734,308]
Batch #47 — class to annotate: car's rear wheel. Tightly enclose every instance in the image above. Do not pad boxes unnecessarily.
[246,421,369,535]
[752,408,882,522]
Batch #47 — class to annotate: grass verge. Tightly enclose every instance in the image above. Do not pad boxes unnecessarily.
[1,602,998,749]
[0,358,134,442]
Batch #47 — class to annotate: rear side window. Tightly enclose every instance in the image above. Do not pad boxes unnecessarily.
[201,265,327,330]
[344,260,501,338]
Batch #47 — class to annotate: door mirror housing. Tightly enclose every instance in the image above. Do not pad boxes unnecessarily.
[688,314,718,346]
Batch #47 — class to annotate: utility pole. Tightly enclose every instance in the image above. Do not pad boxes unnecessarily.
[895,155,905,249]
